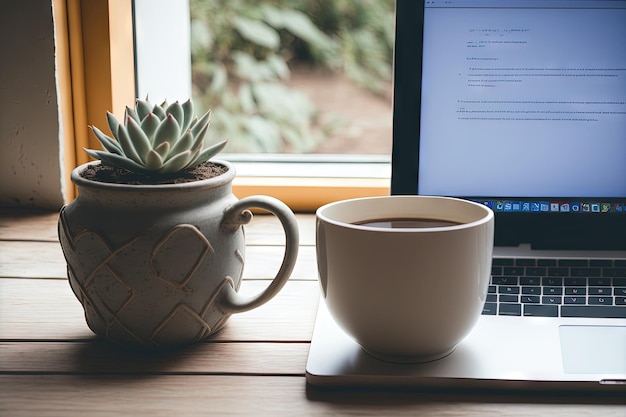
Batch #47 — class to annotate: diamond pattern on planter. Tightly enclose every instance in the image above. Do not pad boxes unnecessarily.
[151,224,214,291]
[151,303,211,346]
[59,209,132,288]
[197,276,237,339]
[151,276,235,345]
[85,265,135,317]
[66,264,107,333]
[105,318,146,346]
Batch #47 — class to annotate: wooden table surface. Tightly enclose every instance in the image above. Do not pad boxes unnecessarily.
[1,208,624,416]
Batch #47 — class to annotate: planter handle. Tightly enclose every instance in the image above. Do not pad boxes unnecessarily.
[219,196,299,313]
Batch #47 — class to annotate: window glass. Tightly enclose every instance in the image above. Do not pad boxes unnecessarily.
[188,0,395,156]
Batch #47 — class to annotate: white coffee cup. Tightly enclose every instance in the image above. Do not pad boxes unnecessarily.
[316,196,494,363]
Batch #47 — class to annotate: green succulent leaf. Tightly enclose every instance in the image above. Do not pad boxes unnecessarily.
[187,146,202,167]
[190,110,211,138]
[136,99,152,121]
[90,126,123,155]
[153,114,181,149]
[84,148,103,161]
[85,97,225,176]
[191,120,210,150]
[166,101,185,129]
[152,104,167,120]
[140,113,160,144]
[161,150,193,173]
[181,99,194,132]
[126,117,152,162]
[125,106,141,124]
[168,130,193,160]
[154,141,171,160]
[195,140,228,165]
[145,149,164,170]
[187,116,198,133]
[88,149,148,174]
[106,112,120,140]
[117,122,144,165]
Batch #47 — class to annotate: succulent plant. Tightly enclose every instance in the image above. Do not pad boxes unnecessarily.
[85,97,227,175]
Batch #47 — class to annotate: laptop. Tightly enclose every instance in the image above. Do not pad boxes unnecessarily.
[306,0,626,391]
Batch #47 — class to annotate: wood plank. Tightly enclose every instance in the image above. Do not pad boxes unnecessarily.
[0,208,59,241]
[0,341,308,375]
[0,241,318,280]
[0,209,315,246]
[244,213,316,246]
[244,246,317,280]
[218,280,319,341]
[0,278,320,342]
[0,241,67,278]
[0,211,317,280]
[2,212,626,417]
[1,375,624,417]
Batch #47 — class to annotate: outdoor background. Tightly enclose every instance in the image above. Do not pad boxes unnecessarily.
[189,0,395,155]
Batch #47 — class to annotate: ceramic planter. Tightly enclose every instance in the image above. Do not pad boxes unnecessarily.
[58,160,299,349]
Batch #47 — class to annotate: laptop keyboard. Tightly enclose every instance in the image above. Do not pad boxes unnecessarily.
[482,258,626,318]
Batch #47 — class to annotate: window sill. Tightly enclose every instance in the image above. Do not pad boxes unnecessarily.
[227,155,391,212]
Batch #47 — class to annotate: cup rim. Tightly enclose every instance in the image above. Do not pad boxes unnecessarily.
[316,195,494,232]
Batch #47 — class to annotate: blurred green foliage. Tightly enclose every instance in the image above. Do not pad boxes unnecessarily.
[190,0,395,153]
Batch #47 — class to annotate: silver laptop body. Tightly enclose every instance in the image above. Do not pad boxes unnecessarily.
[306,0,626,392]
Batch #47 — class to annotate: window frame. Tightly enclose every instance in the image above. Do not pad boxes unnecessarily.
[58,0,391,211]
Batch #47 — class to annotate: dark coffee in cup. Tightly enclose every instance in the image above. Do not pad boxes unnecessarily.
[354,217,461,229]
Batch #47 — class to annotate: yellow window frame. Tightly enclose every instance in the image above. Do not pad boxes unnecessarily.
[54,0,389,211]
[54,0,135,201]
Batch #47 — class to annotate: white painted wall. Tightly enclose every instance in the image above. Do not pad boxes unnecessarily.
[0,0,191,209]
[134,0,192,104]
[0,1,65,209]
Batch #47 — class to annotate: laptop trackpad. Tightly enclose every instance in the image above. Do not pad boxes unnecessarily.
[559,325,626,374]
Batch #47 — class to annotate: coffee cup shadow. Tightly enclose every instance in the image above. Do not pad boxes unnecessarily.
[338,336,480,376]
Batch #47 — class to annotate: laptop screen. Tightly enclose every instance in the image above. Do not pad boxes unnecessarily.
[391,0,626,249]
